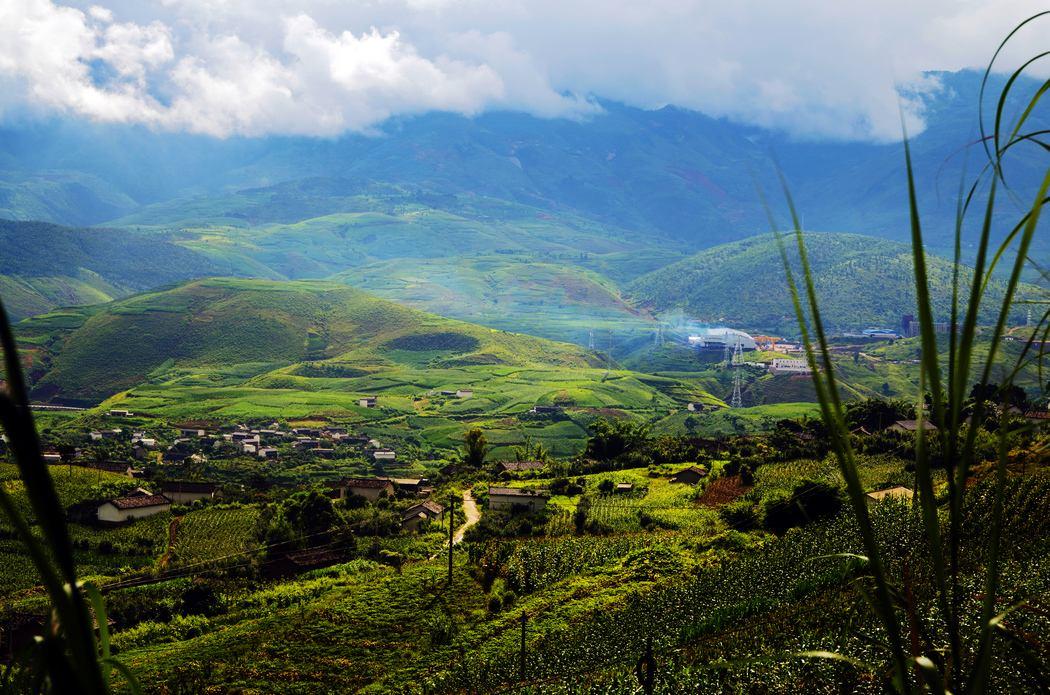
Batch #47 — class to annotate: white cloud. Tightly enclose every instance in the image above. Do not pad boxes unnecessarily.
[0,0,1047,139]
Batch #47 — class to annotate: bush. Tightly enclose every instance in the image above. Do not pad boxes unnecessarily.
[487,594,502,613]
[719,500,760,531]
[424,610,458,647]
[762,480,843,534]
[180,582,223,617]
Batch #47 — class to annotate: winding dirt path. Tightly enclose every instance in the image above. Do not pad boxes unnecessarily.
[453,490,480,544]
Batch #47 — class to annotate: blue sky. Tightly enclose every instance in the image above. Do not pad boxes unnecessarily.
[1,0,1046,141]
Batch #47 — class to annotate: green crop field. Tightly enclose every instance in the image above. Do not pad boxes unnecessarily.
[171,506,261,566]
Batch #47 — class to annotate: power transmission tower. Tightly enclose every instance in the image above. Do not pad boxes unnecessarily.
[722,341,732,368]
[730,341,744,408]
[588,329,595,350]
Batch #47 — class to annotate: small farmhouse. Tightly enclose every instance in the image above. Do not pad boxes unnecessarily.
[97,494,171,523]
[456,389,474,399]
[336,477,395,501]
[614,482,634,494]
[160,481,219,504]
[358,397,378,408]
[488,486,549,514]
[889,420,939,434]
[498,460,547,474]
[865,486,914,506]
[670,466,708,485]
[392,478,427,496]
[402,500,444,532]
[372,449,397,461]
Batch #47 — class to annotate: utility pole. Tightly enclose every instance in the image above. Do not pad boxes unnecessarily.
[447,495,456,586]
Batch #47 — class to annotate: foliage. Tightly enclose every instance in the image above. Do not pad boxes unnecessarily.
[461,427,489,469]
[584,418,650,461]
[764,17,1050,691]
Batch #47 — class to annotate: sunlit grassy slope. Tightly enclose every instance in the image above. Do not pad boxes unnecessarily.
[628,232,1037,333]
[16,278,726,456]
[19,278,608,400]
[334,255,657,346]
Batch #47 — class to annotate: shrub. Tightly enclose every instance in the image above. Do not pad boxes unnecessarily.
[180,582,222,617]
[719,500,760,531]
[762,480,843,534]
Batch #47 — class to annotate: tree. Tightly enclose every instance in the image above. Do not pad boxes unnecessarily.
[462,428,489,468]
[260,491,338,551]
[584,418,649,461]
[514,434,549,463]
[845,398,912,432]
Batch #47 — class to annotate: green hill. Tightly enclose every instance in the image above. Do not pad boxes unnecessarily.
[0,220,230,320]
[627,232,1033,334]
[334,255,657,346]
[19,278,607,402]
[17,278,724,458]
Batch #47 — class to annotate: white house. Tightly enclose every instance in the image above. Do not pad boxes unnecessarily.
[372,449,396,461]
[358,397,378,408]
[97,494,171,523]
[487,487,549,514]
[456,389,474,399]
[769,358,812,375]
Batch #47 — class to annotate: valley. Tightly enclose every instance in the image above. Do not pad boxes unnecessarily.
[0,20,1046,693]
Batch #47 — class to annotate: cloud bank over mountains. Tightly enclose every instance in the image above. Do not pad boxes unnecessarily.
[1,0,1046,140]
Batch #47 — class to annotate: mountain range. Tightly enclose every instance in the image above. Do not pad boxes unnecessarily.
[1,70,1045,254]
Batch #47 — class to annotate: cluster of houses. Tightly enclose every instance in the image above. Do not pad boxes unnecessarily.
[161,422,395,464]
[752,336,804,353]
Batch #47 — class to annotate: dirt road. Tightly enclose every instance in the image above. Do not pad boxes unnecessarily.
[453,490,480,544]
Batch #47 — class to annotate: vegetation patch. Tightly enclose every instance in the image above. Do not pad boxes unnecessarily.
[384,332,480,353]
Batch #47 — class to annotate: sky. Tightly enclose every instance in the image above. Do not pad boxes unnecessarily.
[0,0,1047,141]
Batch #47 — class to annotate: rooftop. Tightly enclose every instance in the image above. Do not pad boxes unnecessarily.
[866,486,913,501]
[499,461,547,472]
[892,420,939,432]
[488,486,550,498]
[106,494,171,510]
[340,477,393,489]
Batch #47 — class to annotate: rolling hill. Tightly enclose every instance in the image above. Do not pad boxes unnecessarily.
[0,220,230,320]
[333,255,657,346]
[15,277,726,457]
[18,278,605,401]
[626,232,1036,334]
